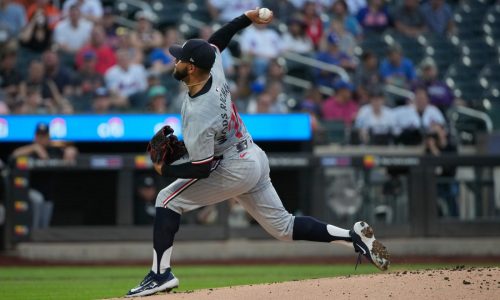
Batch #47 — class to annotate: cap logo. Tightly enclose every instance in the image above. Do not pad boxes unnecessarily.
[189,58,195,62]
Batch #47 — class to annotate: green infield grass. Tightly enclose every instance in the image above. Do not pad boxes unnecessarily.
[0,263,489,300]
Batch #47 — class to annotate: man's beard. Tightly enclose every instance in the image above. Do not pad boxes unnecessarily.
[173,67,188,81]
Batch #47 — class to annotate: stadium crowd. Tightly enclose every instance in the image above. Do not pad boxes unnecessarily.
[0,0,486,145]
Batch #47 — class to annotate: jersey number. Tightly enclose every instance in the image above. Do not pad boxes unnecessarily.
[229,103,243,139]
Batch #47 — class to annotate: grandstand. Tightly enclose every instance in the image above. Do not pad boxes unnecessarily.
[0,0,498,144]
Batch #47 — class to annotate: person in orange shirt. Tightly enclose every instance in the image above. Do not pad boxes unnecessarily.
[26,0,60,30]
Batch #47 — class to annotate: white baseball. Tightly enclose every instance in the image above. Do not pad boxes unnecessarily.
[258,8,272,21]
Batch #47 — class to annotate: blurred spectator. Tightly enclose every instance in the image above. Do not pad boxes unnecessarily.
[247,81,288,114]
[265,0,296,23]
[105,48,147,105]
[356,0,391,34]
[17,81,73,114]
[248,92,273,113]
[394,0,427,38]
[26,0,61,30]
[115,27,143,64]
[11,123,78,228]
[302,1,323,49]
[0,45,22,99]
[62,0,103,23]
[315,33,355,87]
[21,59,45,88]
[42,49,76,97]
[416,57,454,114]
[300,85,323,133]
[282,17,314,55]
[420,0,454,36]
[146,85,170,113]
[354,88,395,145]
[379,44,416,89]
[54,4,93,54]
[75,50,103,90]
[265,80,289,113]
[91,86,113,113]
[392,85,446,144]
[424,122,459,217]
[301,85,323,115]
[266,58,287,83]
[72,51,104,111]
[15,85,48,114]
[207,0,261,23]
[102,7,119,49]
[329,0,362,38]
[354,51,380,98]
[19,6,53,53]
[149,27,178,74]
[240,23,282,77]
[234,57,256,105]
[327,19,357,56]
[0,0,27,39]
[0,97,9,114]
[134,175,157,225]
[198,25,234,76]
[76,25,116,75]
[344,0,367,16]
[322,80,358,125]
[130,10,162,54]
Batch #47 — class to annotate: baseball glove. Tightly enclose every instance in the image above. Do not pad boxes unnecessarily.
[147,125,187,165]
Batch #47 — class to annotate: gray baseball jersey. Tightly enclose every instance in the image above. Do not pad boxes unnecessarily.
[155,47,295,241]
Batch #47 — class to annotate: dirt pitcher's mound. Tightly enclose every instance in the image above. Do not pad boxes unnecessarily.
[131,267,500,300]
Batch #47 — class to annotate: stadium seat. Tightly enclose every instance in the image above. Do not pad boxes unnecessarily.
[450,110,489,145]
[460,38,497,69]
[359,34,388,60]
[386,32,425,64]
[454,3,489,40]
[424,35,460,78]
[479,60,500,89]
[483,4,500,41]
[150,0,186,27]
[445,62,486,102]
[482,87,500,129]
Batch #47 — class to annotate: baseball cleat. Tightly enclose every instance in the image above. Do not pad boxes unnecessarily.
[349,221,390,271]
[126,270,179,297]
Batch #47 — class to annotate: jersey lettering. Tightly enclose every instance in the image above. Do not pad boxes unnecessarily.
[228,102,243,139]
[216,83,231,145]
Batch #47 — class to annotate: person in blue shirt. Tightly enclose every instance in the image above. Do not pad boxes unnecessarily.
[314,33,355,88]
[379,44,416,88]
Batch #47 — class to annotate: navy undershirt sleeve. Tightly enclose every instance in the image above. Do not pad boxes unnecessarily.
[207,14,252,52]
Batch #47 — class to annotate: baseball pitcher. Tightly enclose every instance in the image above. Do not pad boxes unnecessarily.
[127,8,390,297]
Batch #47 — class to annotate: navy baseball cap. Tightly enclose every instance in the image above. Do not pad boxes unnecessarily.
[169,39,215,70]
[35,123,49,135]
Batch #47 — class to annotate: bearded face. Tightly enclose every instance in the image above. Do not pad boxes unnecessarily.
[173,61,189,81]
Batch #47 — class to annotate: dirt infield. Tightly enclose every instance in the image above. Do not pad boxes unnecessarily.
[134,266,500,300]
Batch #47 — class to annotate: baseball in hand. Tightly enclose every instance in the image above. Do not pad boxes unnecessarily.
[258,8,272,21]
